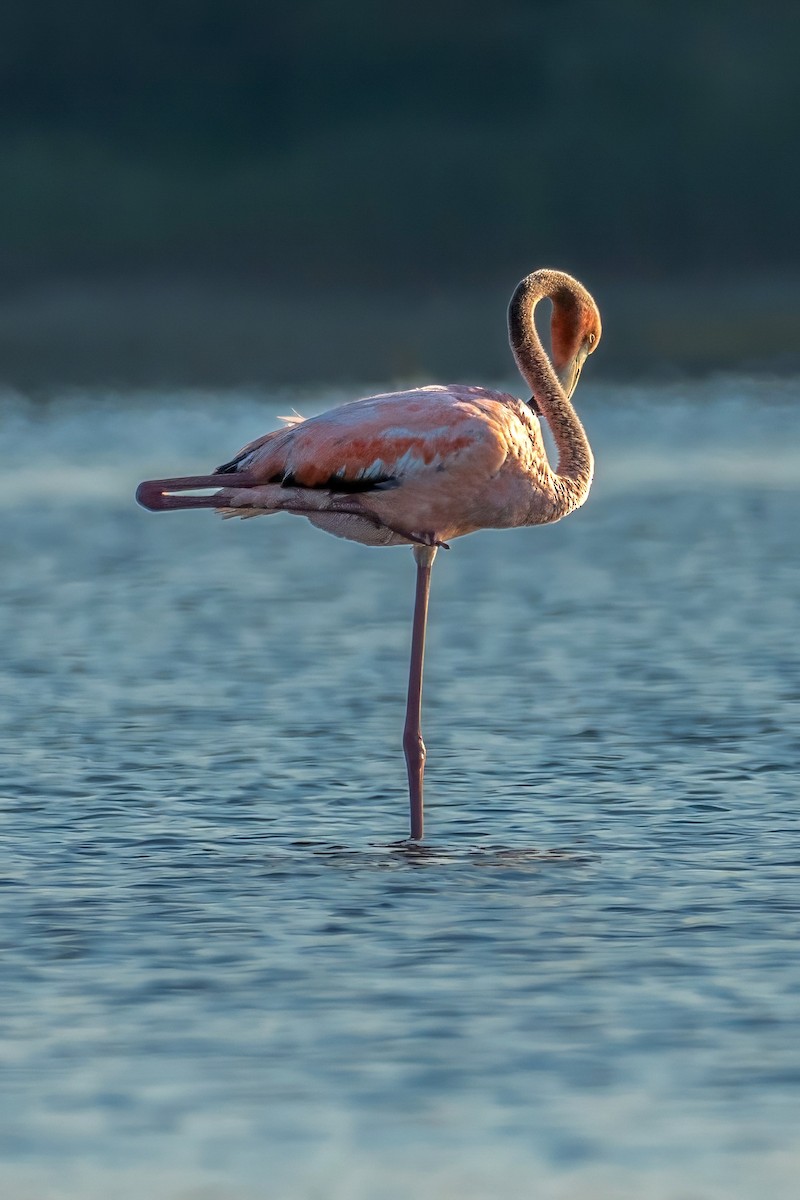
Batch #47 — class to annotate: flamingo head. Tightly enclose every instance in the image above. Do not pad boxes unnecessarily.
[549,278,602,399]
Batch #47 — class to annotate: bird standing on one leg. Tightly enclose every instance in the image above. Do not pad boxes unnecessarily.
[136,268,602,841]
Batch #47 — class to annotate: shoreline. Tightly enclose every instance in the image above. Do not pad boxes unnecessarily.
[1,275,798,391]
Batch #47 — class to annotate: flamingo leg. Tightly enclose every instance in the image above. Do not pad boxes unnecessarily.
[138,476,451,549]
[403,544,437,841]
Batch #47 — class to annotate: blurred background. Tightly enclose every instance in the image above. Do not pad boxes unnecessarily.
[3,8,800,1199]
[1,0,798,389]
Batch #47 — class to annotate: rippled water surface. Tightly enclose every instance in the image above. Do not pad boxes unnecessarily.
[1,378,799,1199]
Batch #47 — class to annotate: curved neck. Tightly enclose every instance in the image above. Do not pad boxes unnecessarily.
[508,273,594,511]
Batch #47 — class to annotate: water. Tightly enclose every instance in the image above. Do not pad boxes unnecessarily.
[1,377,799,1199]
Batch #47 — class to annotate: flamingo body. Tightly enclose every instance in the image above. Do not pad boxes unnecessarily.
[210,384,563,546]
[136,269,602,840]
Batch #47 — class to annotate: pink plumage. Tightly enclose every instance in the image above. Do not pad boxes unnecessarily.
[136,268,602,841]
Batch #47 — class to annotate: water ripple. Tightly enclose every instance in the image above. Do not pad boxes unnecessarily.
[1,380,799,1199]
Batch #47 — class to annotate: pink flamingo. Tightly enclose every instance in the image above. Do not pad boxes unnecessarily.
[137,268,601,841]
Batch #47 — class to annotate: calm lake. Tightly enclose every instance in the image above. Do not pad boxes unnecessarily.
[1,377,799,1199]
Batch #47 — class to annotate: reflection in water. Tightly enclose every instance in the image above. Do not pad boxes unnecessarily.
[302,839,596,870]
[1,379,799,1199]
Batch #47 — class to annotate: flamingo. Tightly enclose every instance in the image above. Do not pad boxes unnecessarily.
[136,268,601,841]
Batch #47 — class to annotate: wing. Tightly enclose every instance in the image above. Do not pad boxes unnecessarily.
[214,413,304,475]
[225,385,524,494]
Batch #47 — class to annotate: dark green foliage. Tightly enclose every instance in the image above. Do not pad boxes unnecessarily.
[0,0,797,288]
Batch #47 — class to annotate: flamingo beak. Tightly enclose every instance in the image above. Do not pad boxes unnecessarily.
[558,347,589,399]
